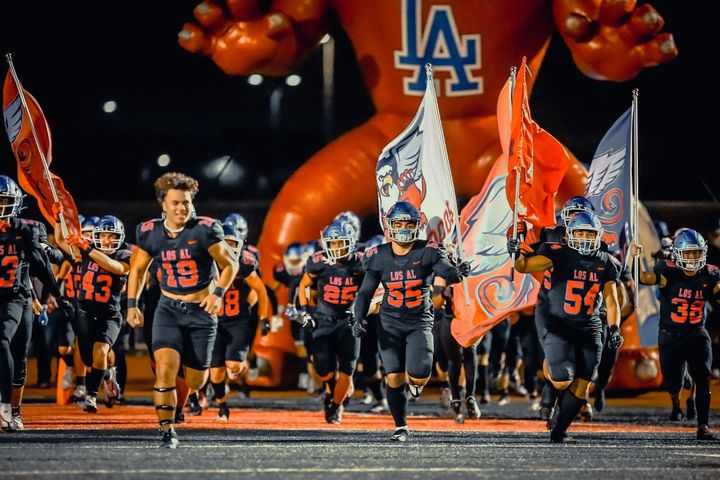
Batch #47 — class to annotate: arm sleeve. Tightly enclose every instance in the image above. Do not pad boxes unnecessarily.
[353,268,381,320]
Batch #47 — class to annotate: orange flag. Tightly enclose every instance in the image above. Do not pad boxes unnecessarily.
[505,57,570,229]
[3,68,80,235]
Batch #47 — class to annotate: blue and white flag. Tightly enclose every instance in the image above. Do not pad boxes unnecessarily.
[375,68,457,246]
[585,108,633,266]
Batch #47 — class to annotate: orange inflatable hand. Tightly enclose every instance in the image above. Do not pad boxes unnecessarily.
[553,0,678,81]
[178,0,330,75]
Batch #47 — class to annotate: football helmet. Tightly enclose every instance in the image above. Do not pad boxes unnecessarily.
[301,240,320,265]
[0,176,23,220]
[672,229,707,272]
[283,242,304,276]
[560,196,595,226]
[566,211,603,255]
[223,213,248,240]
[222,223,244,255]
[321,221,355,263]
[364,234,385,252]
[92,215,125,254]
[386,201,422,244]
[334,211,361,242]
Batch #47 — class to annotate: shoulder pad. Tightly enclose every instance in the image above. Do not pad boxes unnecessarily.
[139,219,161,233]
[707,264,720,275]
[310,251,324,263]
[196,216,217,228]
[548,242,563,250]
[364,246,378,258]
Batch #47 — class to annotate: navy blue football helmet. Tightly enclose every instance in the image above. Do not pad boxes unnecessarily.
[0,175,23,220]
[560,196,595,226]
[321,221,355,263]
[222,223,244,255]
[301,239,321,265]
[566,211,603,255]
[386,201,422,244]
[223,213,248,240]
[81,216,101,239]
[334,211,361,242]
[283,242,305,276]
[92,215,125,254]
[672,229,707,272]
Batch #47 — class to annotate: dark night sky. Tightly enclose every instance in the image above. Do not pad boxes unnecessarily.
[0,1,707,206]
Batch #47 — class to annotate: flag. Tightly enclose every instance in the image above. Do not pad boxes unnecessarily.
[3,68,81,235]
[450,74,540,347]
[505,58,570,229]
[585,108,632,266]
[375,68,456,245]
[451,153,540,347]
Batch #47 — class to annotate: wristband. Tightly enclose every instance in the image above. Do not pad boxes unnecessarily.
[127,298,138,309]
[213,286,226,297]
[80,246,94,259]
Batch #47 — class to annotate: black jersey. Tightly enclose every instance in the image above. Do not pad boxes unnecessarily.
[654,260,720,331]
[218,248,258,321]
[273,263,302,304]
[305,251,364,318]
[75,248,131,314]
[354,241,462,323]
[0,217,61,299]
[536,242,621,330]
[136,216,224,295]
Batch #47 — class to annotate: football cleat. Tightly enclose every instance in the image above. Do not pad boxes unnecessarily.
[174,408,186,424]
[11,406,24,430]
[369,399,388,413]
[217,402,230,421]
[697,424,714,441]
[325,402,342,424]
[497,393,511,406]
[669,407,685,421]
[83,396,98,413]
[451,400,464,424]
[579,402,593,422]
[406,382,423,398]
[539,405,554,421]
[187,399,203,416]
[390,426,410,442]
[0,403,17,432]
[71,384,87,402]
[103,367,120,408]
[466,396,481,419]
[160,428,180,449]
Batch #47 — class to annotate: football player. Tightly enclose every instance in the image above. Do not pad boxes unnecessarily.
[509,211,624,442]
[634,229,719,440]
[126,172,238,448]
[298,221,364,423]
[352,201,470,442]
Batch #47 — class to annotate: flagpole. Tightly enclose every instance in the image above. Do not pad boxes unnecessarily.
[508,66,519,281]
[424,64,471,305]
[631,88,639,309]
[5,54,72,244]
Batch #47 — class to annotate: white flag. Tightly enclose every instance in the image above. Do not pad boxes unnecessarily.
[375,66,457,246]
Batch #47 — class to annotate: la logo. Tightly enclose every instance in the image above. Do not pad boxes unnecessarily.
[394,0,483,97]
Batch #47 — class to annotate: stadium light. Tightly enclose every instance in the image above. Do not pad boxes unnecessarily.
[157,154,171,167]
[102,100,117,113]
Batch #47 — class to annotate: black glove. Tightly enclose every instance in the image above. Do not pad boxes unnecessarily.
[58,298,75,319]
[607,325,624,350]
[352,318,367,338]
[507,238,520,256]
[260,318,271,336]
[300,312,316,329]
[457,260,471,278]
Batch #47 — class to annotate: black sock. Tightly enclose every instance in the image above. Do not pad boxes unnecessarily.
[86,369,106,397]
[556,390,585,432]
[367,378,384,401]
[386,385,408,428]
[60,354,74,368]
[75,376,86,387]
[188,392,199,404]
[325,377,336,396]
[477,364,488,396]
[695,377,711,425]
[211,381,226,402]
